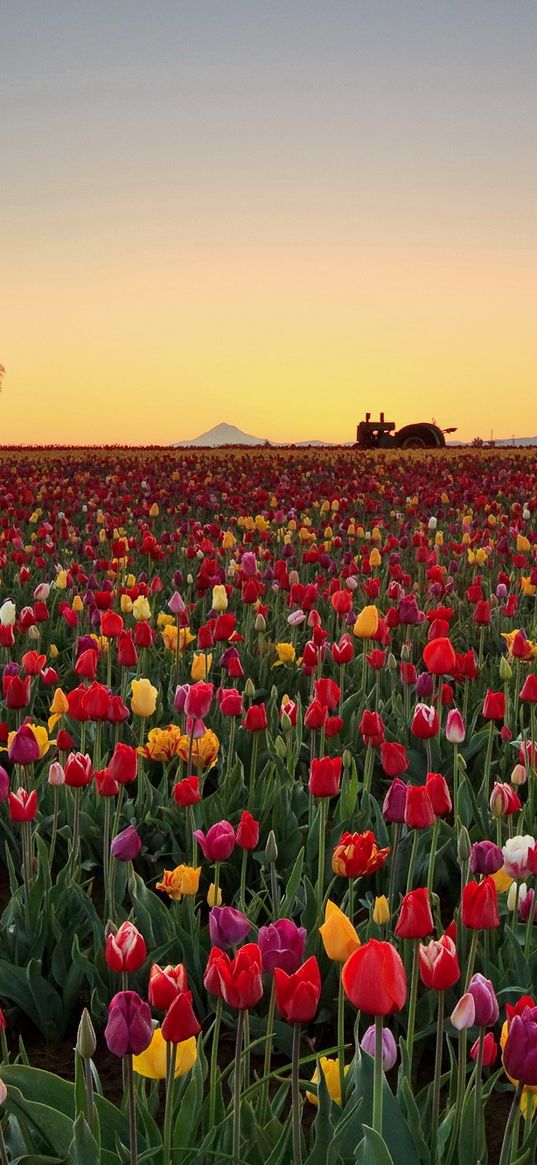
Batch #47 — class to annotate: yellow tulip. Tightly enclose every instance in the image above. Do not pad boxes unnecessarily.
[149,503,159,518]
[222,530,235,551]
[132,596,151,622]
[212,585,228,611]
[353,605,379,638]
[177,729,219,770]
[491,866,514,894]
[274,643,296,666]
[49,644,58,659]
[54,570,67,590]
[72,595,84,613]
[521,577,537,597]
[207,882,223,907]
[517,534,531,553]
[319,901,360,962]
[191,652,212,680]
[368,548,381,568]
[139,725,183,761]
[120,594,133,614]
[29,724,53,758]
[48,687,69,732]
[131,678,158,718]
[372,895,390,925]
[133,1028,197,1079]
[156,865,201,901]
[306,1057,349,1106]
[157,612,175,628]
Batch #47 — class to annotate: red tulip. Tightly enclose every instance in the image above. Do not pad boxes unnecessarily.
[482,691,505,721]
[422,637,456,675]
[395,888,434,940]
[274,956,321,1023]
[309,756,342,797]
[342,940,407,1015]
[161,991,201,1044]
[404,785,435,829]
[461,878,500,930]
[105,921,147,972]
[419,935,460,990]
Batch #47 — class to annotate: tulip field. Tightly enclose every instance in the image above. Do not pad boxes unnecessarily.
[1,443,537,1165]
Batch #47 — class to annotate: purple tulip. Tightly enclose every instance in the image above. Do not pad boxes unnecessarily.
[398,595,425,625]
[219,646,241,670]
[503,1007,537,1085]
[110,825,142,862]
[3,662,19,678]
[8,725,41,766]
[361,1025,398,1070]
[0,767,9,802]
[208,906,251,949]
[416,672,434,699]
[258,919,307,973]
[241,552,258,577]
[467,974,499,1027]
[382,778,407,824]
[104,991,153,1057]
[470,840,504,876]
[193,821,236,862]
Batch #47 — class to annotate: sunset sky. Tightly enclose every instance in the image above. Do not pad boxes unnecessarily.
[2,2,536,445]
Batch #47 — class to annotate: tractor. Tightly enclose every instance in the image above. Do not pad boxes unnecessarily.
[356,412,457,450]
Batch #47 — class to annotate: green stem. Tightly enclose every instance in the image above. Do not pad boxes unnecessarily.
[431,991,444,1165]
[405,829,420,895]
[126,1054,137,1165]
[260,979,276,1124]
[316,798,328,920]
[162,1040,177,1165]
[338,968,346,1105]
[84,1056,95,1135]
[464,929,479,991]
[472,1028,485,1165]
[372,1015,384,1136]
[499,1083,524,1165]
[239,847,248,913]
[427,817,440,896]
[405,940,419,1075]
[387,822,401,919]
[232,1009,245,1164]
[208,997,223,1130]
[291,1023,303,1165]
[49,786,59,874]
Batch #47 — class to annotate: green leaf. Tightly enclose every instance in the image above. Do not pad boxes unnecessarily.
[354,1125,395,1164]
[68,1114,100,1165]
[280,847,304,917]
[0,1066,142,1156]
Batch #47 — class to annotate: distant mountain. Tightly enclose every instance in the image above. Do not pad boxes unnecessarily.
[175,423,268,447]
[174,422,331,447]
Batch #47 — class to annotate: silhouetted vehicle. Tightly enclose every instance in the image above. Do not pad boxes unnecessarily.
[356,412,457,450]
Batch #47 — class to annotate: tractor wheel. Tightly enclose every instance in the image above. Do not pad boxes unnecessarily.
[395,424,445,450]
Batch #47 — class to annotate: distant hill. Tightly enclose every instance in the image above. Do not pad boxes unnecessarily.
[174,422,330,447]
[175,423,268,447]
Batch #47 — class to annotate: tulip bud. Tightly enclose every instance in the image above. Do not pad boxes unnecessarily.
[387,652,397,672]
[450,992,476,1031]
[206,882,223,907]
[244,677,256,699]
[457,826,471,863]
[511,764,527,786]
[274,735,287,759]
[0,1077,7,1105]
[76,1007,97,1058]
[280,712,293,733]
[255,613,266,632]
[343,748,352,770]
[48,761,65,787]
[508,881,525,912]
[373,895,390,925]
[266,829,278,864]
[361,1024,397,1070]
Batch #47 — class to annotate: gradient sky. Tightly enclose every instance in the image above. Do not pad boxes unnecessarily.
[2,1,536,444]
